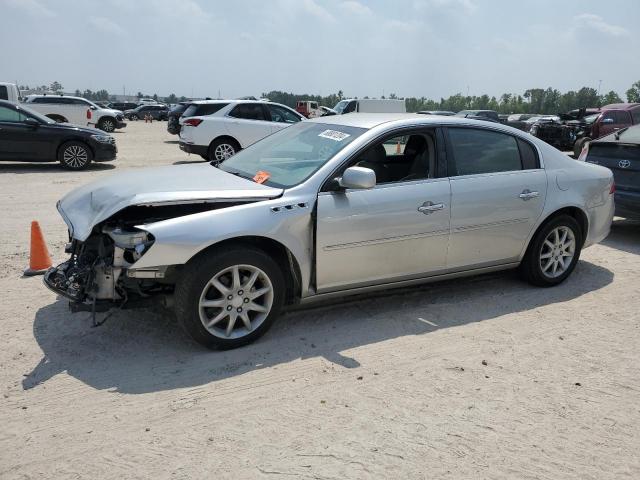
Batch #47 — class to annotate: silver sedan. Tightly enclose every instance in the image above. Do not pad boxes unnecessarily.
[45,114,614,349]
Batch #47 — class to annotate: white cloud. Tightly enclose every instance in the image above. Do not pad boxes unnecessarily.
[88,16,125,36]
[414,0,476,14]
[300,0,335,22]
[573,13,629,37]
[340,1,372,16]
[2,0,55,17]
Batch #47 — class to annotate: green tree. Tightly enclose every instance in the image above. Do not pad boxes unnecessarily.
[164,93,178,104]
[626,80,640,103]
[50,81,63,92]
[601,90,622,105]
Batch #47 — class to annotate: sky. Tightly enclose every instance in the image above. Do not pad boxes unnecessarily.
[1,0,638,100]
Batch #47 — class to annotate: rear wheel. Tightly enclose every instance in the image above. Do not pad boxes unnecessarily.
[519,215,582,287]
[58,141,93,170]
[573,137,591,158]
[175,247,285,350]
[208,138,240,164]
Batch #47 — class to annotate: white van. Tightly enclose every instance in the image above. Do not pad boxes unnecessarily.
[0,83,21,103]
[333,98,406,114]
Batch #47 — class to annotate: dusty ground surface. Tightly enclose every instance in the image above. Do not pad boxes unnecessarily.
[1,122,639,479]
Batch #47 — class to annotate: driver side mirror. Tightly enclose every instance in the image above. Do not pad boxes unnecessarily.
[338,166,376,190]
[602,117,614,124]
[90,106,97,111]
[23,118,39,128]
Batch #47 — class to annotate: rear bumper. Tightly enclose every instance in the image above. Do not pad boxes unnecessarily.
[179,141,207,157]
[615,190,640,220]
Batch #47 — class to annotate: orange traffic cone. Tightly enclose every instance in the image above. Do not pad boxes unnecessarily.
[24,221,52,276]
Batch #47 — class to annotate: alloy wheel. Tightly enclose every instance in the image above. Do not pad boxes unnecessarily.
[214,143,235,161]
[102,120,115,132]
[539,226,575,278]
[199,264,274,339]
[63,145,89,169]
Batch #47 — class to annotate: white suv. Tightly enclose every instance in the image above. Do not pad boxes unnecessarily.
[24,95,127,132]
[178,100,304,162]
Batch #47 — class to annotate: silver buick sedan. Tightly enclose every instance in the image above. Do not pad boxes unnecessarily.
[45,114,614,349]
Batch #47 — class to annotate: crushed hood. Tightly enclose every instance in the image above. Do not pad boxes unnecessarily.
[58,164,283,240]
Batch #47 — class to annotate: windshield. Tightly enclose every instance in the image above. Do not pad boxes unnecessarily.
[584,113,600,124]
[333,100,348,114]
[219,122,366,188]
[17,104,55,124]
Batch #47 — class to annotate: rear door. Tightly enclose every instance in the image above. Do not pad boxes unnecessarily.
[225,103,273,148]
[446,127,547,268]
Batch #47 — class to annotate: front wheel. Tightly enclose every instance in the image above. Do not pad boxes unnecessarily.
[98,117,116,132]
[175,247,285,349]
[58,141,93,170]
[519,215,583,287]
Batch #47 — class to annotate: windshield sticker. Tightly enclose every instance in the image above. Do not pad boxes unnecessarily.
[318,129,351,142]
[253,170,271,184]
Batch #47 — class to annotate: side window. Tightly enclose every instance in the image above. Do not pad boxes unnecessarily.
[517,138,540,169]
[345,131,435,184]
[229,103,266,121]
[0,86,8,100]
[268,105,300,123]
[448,128,522,176]
[71,98,90,106]
[617,111,632,125]
[0,106,24,122]
[343,101,357,113]
[632,109,640,124]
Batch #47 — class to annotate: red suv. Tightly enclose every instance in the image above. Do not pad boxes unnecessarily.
[574,103,640,154]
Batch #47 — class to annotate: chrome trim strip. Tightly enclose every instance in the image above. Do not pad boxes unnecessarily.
[451,217,529,233]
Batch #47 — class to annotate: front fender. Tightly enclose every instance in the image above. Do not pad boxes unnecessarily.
[132,196,315,294]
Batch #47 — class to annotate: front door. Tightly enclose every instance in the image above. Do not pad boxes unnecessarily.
[598,110,632,137]
[316,129,451,292]
[445,127,547,268]
[0,106,49,161]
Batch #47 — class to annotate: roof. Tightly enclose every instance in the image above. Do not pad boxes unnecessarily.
[601,103,640,110]
[307,112,510,129]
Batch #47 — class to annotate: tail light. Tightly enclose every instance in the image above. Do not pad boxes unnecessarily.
[86,109,92,120]
[610,181,616,195]
[183,118,202,127]
[577,142,589,161]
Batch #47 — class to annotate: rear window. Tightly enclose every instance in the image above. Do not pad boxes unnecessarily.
[588,144,640,161]
[183,103,228,117]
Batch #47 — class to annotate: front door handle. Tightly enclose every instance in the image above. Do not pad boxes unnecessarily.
[417,201,444,214]
[519,189,539,201]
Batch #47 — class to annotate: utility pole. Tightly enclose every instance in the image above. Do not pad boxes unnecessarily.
[597,79,602,97]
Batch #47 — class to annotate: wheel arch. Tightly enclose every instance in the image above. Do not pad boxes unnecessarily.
[186,235,302,305]
[210,135,242,151]
[56,138,95,160]
[527,206,589,255]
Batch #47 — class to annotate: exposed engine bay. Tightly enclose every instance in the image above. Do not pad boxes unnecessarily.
[44,201,249,313]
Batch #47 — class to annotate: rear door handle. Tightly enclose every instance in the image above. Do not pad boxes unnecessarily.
[519,189,539,201]
[417,201,444,214]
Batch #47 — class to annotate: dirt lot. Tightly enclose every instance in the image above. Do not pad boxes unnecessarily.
[1,122,639,479]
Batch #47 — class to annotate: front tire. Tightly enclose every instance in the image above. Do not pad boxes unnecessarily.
[58,141,93,170]
[175,247,285,350]
[98,117,116,132]
[519,215,583,287]
[208,138,240,164]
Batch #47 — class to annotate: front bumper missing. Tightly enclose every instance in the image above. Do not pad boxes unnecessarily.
[43,261,85,302]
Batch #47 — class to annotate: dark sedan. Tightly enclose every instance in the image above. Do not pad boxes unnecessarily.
[583,124,640,219]
[0,100,116,170]
[124,104,169,121]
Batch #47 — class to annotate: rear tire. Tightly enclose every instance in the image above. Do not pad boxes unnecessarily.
[519,215,582,287]
[58,141,93,170]
[573,137,591,158]
[208,138,240,164]
[175,247,285,350]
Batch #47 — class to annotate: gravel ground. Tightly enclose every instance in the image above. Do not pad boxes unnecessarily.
[1,121,639,479]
